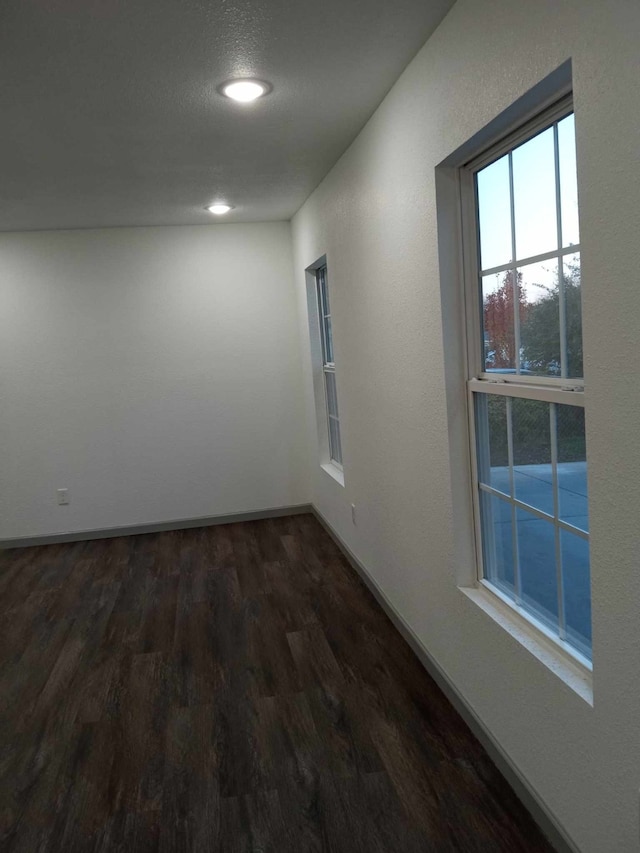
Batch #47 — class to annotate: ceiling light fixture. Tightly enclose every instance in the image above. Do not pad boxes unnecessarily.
[219,79,272,103]
[207,203,233,215]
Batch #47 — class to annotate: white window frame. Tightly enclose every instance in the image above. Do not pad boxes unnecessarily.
[315,264,343,470]
[461,95,591,670]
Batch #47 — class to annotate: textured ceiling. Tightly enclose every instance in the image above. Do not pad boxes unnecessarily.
[0,0,454,231]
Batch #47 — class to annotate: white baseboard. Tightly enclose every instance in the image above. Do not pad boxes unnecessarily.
[311,506,579,853]
[0,503,313,549]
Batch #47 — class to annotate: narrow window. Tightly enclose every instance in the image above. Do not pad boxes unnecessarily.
[464,98,591,663]
[316,265,343,466]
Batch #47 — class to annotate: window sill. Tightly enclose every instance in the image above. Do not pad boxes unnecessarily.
[460,583,593,706]
[321,462,345,487]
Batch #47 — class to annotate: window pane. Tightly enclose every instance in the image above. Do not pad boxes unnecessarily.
[519,258,560,377]
[563,253,583,378]
[512,398,553,516]
[477,154,512,271]
[324,371,339,418]
[558,114,579,248]
[319,267,330,314]
[323,315,334,363]
[517,508,558,632]
[471,108,590,660]
[482,270,517,371]
[556,404,588,532]
[561,530,591,656]
[481,492,515,598]
[329,417,342,465]
[512,127,557,259]
[476,394,510,494]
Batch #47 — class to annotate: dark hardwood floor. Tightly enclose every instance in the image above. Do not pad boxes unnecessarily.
[0,514,553,852]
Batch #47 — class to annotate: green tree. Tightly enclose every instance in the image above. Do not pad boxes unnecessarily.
[521,258,583,376]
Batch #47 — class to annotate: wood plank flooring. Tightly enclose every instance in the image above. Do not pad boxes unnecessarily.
[0,514,553,852]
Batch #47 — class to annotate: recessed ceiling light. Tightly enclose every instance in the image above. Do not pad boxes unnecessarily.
[207,203,233,215]
[220,79,271,103]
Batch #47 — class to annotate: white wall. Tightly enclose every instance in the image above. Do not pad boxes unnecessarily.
[292,1,640,850]
[0,223,307,539]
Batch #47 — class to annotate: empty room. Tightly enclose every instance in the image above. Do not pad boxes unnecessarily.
[1,1,639,851]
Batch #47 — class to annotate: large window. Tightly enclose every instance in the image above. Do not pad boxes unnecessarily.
[316,265,343,466]
[464,97,591,663]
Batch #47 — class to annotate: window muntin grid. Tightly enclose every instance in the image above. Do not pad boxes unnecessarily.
[474,390,590,659]
[316,265,342,466]
[466,98,591,664]
[475,107,582,382]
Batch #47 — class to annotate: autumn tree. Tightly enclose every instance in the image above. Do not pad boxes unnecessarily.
[483,270,528,369]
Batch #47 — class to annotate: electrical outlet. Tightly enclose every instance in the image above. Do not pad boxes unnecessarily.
[351,503,356,525]
[57,488,70,506]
